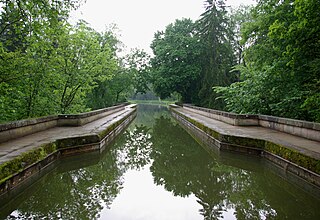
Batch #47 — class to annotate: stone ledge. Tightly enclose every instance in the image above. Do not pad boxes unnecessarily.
[57,103,128,124]
[170,107,320,188]
[182,104,320,142]
[0,103,129,143]
[0,116,59,132]
[0,108,136,196]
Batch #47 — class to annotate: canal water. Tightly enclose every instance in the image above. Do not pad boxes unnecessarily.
[1,104,320,219]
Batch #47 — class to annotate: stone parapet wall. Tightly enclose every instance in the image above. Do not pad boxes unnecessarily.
[57,103,127,126]
[182,104,320,142]
[0,103,128,143]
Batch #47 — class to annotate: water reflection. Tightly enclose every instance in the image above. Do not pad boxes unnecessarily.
[2,104,320,220]
[150,115,277,220]
[5,147,124,219]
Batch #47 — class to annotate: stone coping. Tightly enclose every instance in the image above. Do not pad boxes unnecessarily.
[182,104,320,142]
[0,116,59,132]
[58,103,129,119]
[183,104,258,120]
[0,103,129,132]
[0,103,129,144]
[183,104,320,130]
[258,114,320,130]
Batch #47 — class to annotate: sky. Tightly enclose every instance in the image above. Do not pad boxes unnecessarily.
[70,0,256,55]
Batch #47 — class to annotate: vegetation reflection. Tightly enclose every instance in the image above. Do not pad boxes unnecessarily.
[7,150,124,219]
[3,105,320,220]
[150,115,275,219]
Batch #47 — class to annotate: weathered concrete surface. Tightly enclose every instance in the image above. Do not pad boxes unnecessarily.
[183,104,320,142]
[0,104,136,165]
[170,105,320,187]
[0,104,136,195]
[0,103,128,143]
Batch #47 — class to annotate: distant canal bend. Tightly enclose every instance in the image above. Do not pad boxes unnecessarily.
[1,104,320,220]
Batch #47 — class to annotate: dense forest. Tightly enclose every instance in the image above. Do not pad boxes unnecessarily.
[1,0,319,123]
[151,0,320,122]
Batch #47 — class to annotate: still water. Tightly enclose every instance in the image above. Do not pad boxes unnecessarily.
[1,104,320,219]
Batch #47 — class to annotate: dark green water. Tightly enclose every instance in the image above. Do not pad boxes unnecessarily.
[1,104,320,220]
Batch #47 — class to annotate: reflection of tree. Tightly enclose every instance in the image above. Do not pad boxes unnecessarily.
[150,115,277,220]
[133,104,170,128]
[114,124,152,171]
[5,122,154,220]
[8,149,124,220]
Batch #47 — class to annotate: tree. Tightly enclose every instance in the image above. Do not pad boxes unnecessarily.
[125,48,151,94]
[216,0,320,122]
[196,0,237,108]
[55,21,117,113]
[0,0,90,121]
[0,5,119,121]
[0,0,82,52]
[150,18,203,103]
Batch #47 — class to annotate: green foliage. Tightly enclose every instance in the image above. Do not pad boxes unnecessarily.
[0,1,125,122]
[216,0,320,122]
[125,48,151,94]
[150,18,203,103]
[55,21,117,113]
[149,1,242,108]
[196,0,238,108]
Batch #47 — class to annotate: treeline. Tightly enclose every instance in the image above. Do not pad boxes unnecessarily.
[1,0,319,123]
[0,0,149,123]
[150,0,320,122]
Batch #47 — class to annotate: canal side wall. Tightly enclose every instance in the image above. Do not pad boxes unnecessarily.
[170,105,320,188]
[183,104,320,142]
[0,103,128,143]
[0,104,136,196]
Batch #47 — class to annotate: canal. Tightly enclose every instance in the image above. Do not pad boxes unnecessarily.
[1,104,320,219]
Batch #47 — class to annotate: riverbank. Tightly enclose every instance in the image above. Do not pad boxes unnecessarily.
[170,104,320,188]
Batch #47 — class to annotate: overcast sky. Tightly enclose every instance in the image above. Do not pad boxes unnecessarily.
[70,0,256,55]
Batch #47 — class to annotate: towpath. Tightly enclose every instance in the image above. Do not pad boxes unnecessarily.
[0,105,136,165]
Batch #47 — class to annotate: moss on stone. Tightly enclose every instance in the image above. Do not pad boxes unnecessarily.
[171,107,320,175]
[97,112,132,139]
[223,136,265,149]
[0,142,57,184]
[265,142,320,174]
[172,109,222,140]
[55,135,100,149]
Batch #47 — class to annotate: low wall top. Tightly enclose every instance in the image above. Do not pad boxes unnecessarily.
[58,103,127,119]
[183,104,258,120]
[0,115,59,132]
[182,104,320,131]
[0,103,129,132]
[179,104,320,142]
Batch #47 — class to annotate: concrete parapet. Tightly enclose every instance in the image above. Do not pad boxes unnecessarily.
[0,103,128,143]
[258,115,320,142]
[182,104,320,142]
[57,104,126,126]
